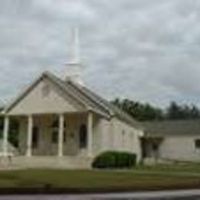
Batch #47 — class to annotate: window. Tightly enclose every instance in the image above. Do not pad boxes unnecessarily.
[63,131,66,142]
[195,139,200,149]
[122,130,125,148]
[32,127,39,148]
[79,124,87,149]
[51,117,59,143]
[52,130,58,143]
[152,143,159,151]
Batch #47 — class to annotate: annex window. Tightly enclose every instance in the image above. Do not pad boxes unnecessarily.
[152,143,159,151]
[122,130,125,148]
[195,139,200,149]
[79,124,87,149]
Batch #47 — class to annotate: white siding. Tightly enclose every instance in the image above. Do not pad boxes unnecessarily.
[111,118,143,162]
[93,117,143,162]
[160,136,200,162]
[92,116,111,155]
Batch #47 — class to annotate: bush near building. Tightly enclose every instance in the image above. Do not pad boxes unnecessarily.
[92,151,137,169]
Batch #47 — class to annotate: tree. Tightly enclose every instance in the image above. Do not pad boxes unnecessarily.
[112,98,200,121]
[0,117,19,147]
[190,105,200,119]
[111,98,164,121]
[166,102,200,120]
[166,101,183,119]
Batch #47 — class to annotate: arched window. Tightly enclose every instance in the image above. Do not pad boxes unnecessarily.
[79,124,87,149]
[51,118,59,143]
[32,127,39,148]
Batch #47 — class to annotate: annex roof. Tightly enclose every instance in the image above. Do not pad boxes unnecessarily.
[142,119,200,137]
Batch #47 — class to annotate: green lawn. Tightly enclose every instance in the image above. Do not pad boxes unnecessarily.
[135,163,200,176]
[0,164,199,192]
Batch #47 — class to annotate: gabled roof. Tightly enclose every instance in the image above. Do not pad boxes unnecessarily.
[3,71,141,128]
[142,119,200,137]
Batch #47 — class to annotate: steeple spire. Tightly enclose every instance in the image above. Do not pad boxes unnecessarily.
[65,28,83,85]
[65,27,83,85]
[69,27,80,64]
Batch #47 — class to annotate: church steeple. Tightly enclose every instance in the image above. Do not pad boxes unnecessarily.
[69,27,80,64]
[65,28,83,85]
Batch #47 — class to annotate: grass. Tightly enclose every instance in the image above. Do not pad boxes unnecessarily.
[135,162,200,175]
[0,164,199,192]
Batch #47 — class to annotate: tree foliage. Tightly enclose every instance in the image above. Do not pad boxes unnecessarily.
[112,98,200,121]
[0,117,19,147]
[166,101,200,120]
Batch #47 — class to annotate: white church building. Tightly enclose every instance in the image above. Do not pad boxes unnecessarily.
[0,31,143,169]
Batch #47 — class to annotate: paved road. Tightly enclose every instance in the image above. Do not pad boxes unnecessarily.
[1,190,200,200]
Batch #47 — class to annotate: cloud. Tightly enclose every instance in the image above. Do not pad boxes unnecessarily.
[0,0,200,107]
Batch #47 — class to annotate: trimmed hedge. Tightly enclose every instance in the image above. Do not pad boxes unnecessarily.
[92,151,137,169]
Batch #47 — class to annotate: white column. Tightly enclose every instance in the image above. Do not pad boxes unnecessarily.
[58,114,64,157]
[3,116,9,156]
[87,112,93,157]
[26,115,33,157]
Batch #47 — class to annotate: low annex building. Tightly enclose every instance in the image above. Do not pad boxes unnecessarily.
[142,120,200,163]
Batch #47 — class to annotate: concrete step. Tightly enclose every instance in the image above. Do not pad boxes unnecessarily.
[0,156,93,169]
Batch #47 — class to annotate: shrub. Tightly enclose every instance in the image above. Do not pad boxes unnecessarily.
[92,151,137,169]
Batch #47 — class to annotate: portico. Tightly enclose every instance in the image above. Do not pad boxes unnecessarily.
[2,111,94,158]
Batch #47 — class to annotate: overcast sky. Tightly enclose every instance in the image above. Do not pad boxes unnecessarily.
[0,0,200,107]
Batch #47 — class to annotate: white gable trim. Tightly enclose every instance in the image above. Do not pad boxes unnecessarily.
[3,75,43,114]
[4,72,88,115]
